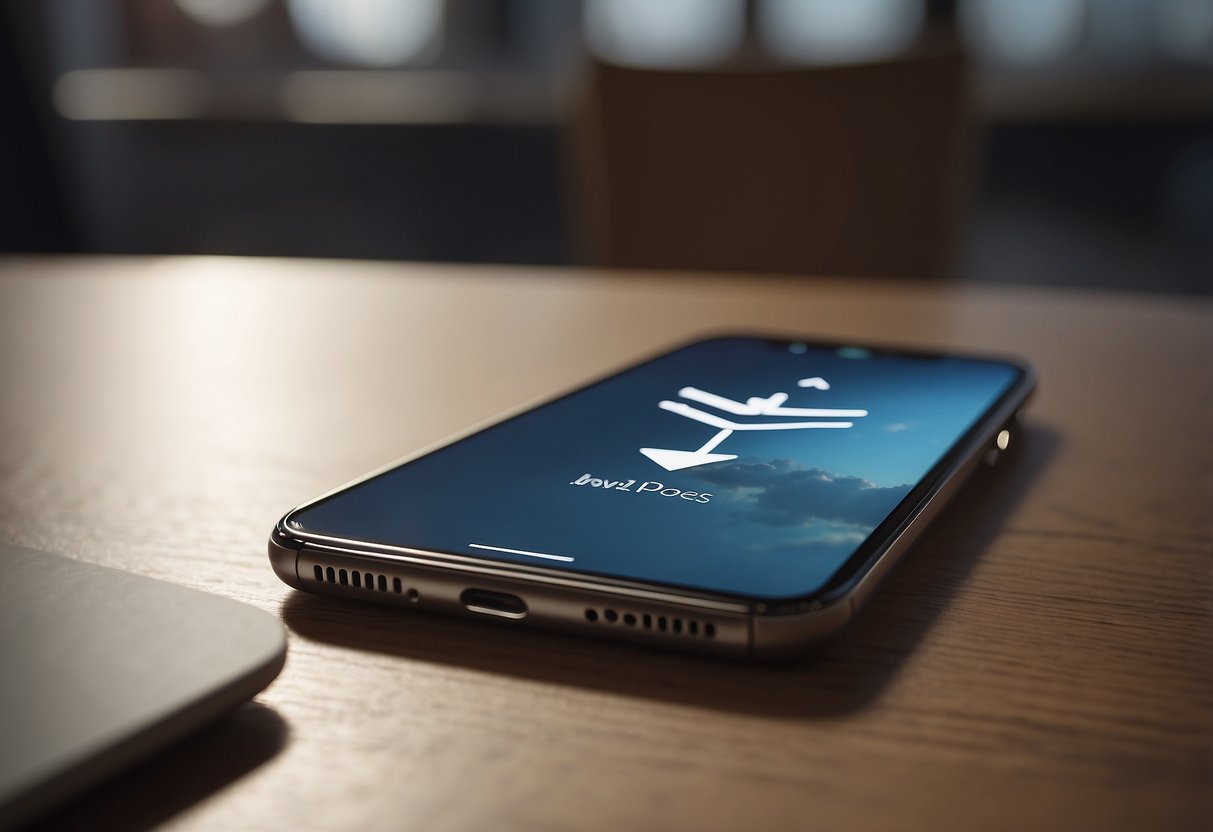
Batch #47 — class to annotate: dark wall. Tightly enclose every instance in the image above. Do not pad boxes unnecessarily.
[0,9,75,252]
[63,121,566,264]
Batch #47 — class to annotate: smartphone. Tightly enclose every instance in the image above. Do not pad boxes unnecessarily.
[270,335,1034,658]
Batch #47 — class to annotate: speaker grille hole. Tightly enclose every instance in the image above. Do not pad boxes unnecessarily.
[582,607,717,639]
[311,561,418,601]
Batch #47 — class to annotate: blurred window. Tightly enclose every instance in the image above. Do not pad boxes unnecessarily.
[757,0,924,65]
[583,0,744,68]
[175,0,274,28]
[960,0,1087,66]
[40,0,1213,125]
[1156,0,1213,65]
[286,0,443,67]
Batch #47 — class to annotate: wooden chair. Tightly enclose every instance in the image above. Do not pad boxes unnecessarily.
[568,44,971,278]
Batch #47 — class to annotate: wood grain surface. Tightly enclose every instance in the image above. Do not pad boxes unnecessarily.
[0,256,1209,832]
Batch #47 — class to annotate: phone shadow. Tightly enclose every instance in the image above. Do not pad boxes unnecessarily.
[27,701,289,832]
[281,425,1058,720]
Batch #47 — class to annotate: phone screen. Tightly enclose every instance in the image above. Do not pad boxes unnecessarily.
[288,338,1023,600]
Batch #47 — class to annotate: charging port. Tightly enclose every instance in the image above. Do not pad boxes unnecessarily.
[461,588,528,620]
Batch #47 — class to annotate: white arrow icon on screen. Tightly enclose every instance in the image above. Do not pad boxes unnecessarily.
[639,383,868,471]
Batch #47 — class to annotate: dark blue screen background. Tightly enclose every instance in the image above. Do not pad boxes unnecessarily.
[290,338,1020,599]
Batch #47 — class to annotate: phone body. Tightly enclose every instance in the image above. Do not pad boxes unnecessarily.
[270,335,1034,659]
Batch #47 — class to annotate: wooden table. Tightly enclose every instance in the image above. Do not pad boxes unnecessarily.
[1,256,1209,831]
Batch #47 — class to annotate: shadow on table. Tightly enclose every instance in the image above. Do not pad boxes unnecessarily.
[282,425,1058,719]
[27,702,289,832]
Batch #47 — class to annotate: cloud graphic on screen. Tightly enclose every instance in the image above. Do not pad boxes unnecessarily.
[693,458,911,528]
